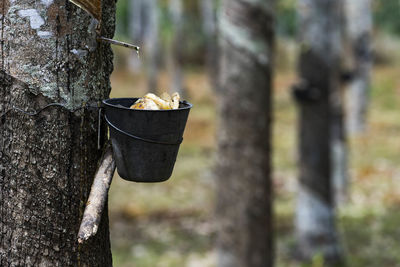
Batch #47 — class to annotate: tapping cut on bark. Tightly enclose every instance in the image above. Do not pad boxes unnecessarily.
[69,0,101,21]
[295,0,344,263]
[78,143,116,244]
[292,80,321,103]
[68,0,142,53]
[1,0,115,264]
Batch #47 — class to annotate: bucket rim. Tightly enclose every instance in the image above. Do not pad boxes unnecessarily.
[104,115,183,146]
[102,97,193,112]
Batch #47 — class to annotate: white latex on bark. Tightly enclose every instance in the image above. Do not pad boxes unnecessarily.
[331,134,349,205]
[344,0,372,134]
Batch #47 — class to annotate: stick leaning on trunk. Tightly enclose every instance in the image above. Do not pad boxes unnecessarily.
[78,143,116,244]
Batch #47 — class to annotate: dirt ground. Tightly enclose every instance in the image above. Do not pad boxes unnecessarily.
[108,65,400,267]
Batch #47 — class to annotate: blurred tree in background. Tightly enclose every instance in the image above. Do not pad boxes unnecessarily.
[294,0,344,264]
[106,0,400,266]
[113,0,400,72]
[116,0,208,67]
[215,1,275,266]
[168,0,184,95]
[114,0,400,59]
[344,0,373,134]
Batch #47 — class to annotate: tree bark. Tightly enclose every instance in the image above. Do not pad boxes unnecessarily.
[0,0,115,266]
[344,0,372,134]
[295,0,343,263]
[216,1,275,267]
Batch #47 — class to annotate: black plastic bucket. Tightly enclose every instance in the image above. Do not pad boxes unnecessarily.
[103,98,192,183]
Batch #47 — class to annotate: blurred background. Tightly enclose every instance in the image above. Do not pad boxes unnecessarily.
[108,0,400,266]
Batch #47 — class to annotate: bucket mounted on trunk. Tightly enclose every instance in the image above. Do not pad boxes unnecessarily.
[103,98,192,183]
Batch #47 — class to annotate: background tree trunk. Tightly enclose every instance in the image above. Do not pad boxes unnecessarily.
[0,0,115,265]
[344,0,372,134]
[332,2,349,206]
[168,0,184,95]
[128,0,144,72]
[200,0,218,91]
[129,0,143,43]
[128,0,160,89]
[144,0,160,92]
[331,98,349,206]
[295,0,343,263]
[216,1,275,267]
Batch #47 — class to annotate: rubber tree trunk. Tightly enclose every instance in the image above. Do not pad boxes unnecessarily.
[168,0,184,95]
[331,0,349,206]
[0,0,115,265]
[344,0,372,134]
[200,0,218,91]
[295,0,343,264]
[216,1,275,267]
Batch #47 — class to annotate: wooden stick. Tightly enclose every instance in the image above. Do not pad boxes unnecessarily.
[78,143,116,244]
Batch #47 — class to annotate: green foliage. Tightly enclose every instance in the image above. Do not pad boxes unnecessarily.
[275,0,400,38]
[310,253,324,267]
[374,0,400,36]
[276,0,297,37]
[115,0,130,37]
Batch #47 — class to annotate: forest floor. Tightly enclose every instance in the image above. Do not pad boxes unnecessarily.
[108,64,400,267]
